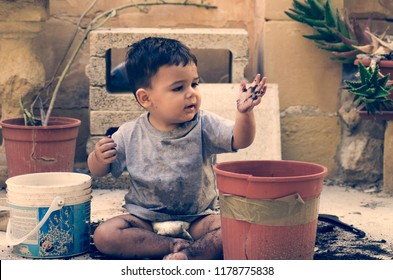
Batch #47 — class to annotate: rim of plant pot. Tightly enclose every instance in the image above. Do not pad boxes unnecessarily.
[355,58,393,77]
[358,110,393,121]
[0,117,81,130]
[0,117,81,177]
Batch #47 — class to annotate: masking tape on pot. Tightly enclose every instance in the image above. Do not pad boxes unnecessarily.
[219,193,319,226]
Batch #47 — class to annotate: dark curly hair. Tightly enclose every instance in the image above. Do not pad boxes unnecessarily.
[125,37,198,95]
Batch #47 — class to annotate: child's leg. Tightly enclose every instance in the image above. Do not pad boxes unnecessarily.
[164,215,223,260]
[93,214,191,259]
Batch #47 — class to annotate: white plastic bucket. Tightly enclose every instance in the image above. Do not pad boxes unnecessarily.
[6,172,92,258]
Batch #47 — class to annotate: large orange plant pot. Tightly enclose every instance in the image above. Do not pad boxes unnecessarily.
[214,160,328,260]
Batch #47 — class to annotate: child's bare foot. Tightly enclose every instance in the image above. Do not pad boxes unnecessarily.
[163,238,191,260]
[163,251,188,260]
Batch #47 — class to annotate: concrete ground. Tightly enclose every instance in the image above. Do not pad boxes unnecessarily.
[0,184,392,260]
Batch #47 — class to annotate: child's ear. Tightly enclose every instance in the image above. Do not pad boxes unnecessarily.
[135,88,151,108]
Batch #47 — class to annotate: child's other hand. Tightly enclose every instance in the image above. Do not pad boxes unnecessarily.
[236,74,267,113]
[93,136,117,164]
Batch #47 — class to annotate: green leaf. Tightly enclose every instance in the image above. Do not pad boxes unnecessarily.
[344,79,363,88]
[288,8,308,17]
[358,62,371,84]
[285,11,305,23]
[293,0,313,17]
[308,0,325,19]
[370,64,380,86]
[303,33,330,40]
[336,9,351,39]
[317,41,353,52]
[374,86,391,98]
[378,74,390,88]
[348,84,370,95]
[324,0,336,28]
[301,17,327,27]
[314,26,337,38]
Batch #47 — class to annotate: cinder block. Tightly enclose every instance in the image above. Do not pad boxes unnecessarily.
[90,111,145,135]
[89,86,140,111]
[85,57,106,86]
[88,28,249,83]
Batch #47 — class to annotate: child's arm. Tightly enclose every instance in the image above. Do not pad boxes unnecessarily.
[232,74,267,150]
[87,136,117,177]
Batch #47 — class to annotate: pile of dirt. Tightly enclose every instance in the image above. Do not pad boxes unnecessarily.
[315,220,393,260]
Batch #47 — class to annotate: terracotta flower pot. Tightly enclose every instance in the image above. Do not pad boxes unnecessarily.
[0,117,81,177]
[355,58,393,78]
[214,160,327,260]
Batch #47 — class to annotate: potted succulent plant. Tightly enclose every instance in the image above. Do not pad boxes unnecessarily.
[346,30,393,120]
[0,0,216,177]
[344,62,393,120]
[286,0,393,119]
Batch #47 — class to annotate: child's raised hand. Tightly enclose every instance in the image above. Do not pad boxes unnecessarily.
[236,74,267,113]
[93,136,117,164]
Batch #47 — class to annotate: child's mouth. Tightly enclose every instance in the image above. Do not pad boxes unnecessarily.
[185,104,196,110]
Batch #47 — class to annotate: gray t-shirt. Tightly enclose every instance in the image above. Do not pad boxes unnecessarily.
[110,110,235,222]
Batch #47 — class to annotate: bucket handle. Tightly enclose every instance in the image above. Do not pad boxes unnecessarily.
[6,196,65,246]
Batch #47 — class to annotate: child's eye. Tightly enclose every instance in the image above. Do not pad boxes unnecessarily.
[192,82,199,88]
[172,86,183,92]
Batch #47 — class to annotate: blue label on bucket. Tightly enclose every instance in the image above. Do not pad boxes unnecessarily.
[12,201,91,258]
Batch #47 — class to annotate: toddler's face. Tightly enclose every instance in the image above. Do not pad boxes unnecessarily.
[146,63,201,131]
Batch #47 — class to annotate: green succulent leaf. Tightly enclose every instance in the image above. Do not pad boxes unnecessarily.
[344,79,364,88]
[378,74,390,88]
[303,34,330,40]
[288,8,308,17]
[317,41,353,52]
[358,62,371,84]
[308,0,325,19]
[293,0,313,16]
[328,26,357,46]
[349,84,372,95]
[302,17,327,27]
[324,0,336,28]
[335,9,351,39]
[374,86,391,98]
[285,11,306,23]
[314,26,338,39]
[370,65,380,86]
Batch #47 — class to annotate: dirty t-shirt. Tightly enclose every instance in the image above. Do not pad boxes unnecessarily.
[110,110,235,222]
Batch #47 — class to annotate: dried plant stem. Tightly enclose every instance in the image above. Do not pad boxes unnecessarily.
[37,0,216,126]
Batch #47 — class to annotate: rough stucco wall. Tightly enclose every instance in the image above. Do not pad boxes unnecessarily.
[31,0,261,164]
[264,0,343,177]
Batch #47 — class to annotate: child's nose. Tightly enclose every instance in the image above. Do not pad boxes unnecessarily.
[185,87,197,99]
